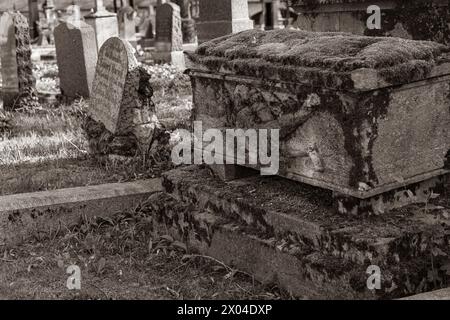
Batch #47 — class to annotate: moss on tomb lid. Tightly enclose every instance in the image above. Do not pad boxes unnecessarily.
[188,29,450,90]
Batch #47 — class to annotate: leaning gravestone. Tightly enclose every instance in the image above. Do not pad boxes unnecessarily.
[84,37,164,158]
[0,11,37,111]
[54,21,98,99]
[174,0,197,44]
[153,2,184,69]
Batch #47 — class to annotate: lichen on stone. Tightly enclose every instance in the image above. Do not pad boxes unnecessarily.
[191,29,450,88]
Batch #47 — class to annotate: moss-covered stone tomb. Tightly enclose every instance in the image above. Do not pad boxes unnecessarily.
[185,29,450,215]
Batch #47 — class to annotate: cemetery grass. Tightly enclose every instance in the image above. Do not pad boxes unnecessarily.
[0,205,287,300]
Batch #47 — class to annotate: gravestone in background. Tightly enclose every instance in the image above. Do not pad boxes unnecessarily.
[0,11,37,111]
[185,29,450,214]
[154,2,184,69]
[28,0,40,39]
[54,21,98,99]
[174,0,197,44]
[89,37,137,134]
[85,0,119,51]
[196,0,253,44]
[85,37,162,158]
[292,0,450,45]
[65,4,82,23]
[118,3,138,47]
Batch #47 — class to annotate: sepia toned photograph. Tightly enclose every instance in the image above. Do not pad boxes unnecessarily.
[0,0,449,307]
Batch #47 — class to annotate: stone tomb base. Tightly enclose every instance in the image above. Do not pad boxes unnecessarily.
[153,165,450,299]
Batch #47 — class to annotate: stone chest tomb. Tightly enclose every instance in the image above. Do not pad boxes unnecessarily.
[185,29,450,214]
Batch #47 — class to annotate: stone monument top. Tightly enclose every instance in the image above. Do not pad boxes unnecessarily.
[86,0,116,18]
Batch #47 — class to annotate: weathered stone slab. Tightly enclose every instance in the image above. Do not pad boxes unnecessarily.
[196,0,254,43]
[0,179,163,246]
[185,29,450,212]
[154,2,184,68]
[292,0,450,44]
[159,165,450,299]
[0,11,37,110]
[54,21,98,98]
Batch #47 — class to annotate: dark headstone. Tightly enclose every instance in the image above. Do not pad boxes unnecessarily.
[196,0,253,44]
[154,2,184,68]
[54,21,98,99]
[28,0,40,39]
[292,0,450,45]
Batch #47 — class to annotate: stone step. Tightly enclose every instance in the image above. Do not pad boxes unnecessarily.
[145,190,447,299]
[160,166,450,297]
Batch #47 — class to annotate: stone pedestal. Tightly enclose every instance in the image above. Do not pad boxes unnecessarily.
[118,5,138,48]
[196,0,253,44]
[0,12,37,111]
[85,37,165,158]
